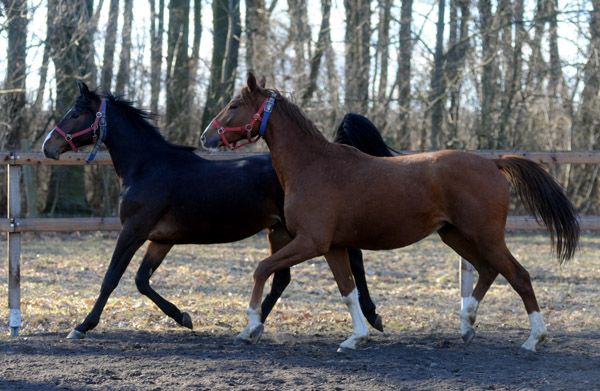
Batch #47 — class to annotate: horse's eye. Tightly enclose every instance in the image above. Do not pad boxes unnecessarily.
[72,113,80,119]
[229,105,237,110]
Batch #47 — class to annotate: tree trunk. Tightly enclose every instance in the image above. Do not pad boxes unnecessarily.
[245,0,267,75]
[302,0,331,105]
[478,0,500,149]
[115,0,133,94]
[397,0,413,149]
[45,0,97,216]
[1,0,28,150]
[446,0,470,149]
[201,0,242,128]
[344,0,370,114]
[287,0,310,92]
[429,0,446,149]
[150,0,165,116]
[100,0,119,91]
[166,0,191,142]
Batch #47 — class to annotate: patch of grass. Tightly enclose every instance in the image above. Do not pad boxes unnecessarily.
[0,231,599,338]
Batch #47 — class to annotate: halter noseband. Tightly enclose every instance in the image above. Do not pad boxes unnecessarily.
[211,93,277,150]
[52,98,107,162]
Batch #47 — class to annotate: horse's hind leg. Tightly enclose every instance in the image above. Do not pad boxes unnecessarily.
[260,225,292,323]
[134,242,194,329]
[348,247,383,332]
[440,225,547,351]
[438,225,498,346]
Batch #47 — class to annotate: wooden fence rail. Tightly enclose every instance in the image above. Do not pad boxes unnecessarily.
[3,150,600,337]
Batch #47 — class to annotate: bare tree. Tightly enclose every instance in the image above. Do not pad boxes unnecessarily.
[115,0,133,94]
[478,0,500,148]
[165,0,191,142]
[150,0,164,116]
[429,0,446,149]
[1,0,28,150]
[344,0,370,114]
[100,0,119,91]
[201,0,241,128]
[397,0,413,149]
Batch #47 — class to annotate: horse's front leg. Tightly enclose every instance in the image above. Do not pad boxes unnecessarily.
[260,224,292,323]
[325,247,369,351]
[67,228,146,339]
[134,242,194,329]
[236,235,322,344]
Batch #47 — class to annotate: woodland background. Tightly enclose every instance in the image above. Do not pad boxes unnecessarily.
[1,0,600,217]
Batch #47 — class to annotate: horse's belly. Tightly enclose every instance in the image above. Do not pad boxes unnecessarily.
[334,211,444,250]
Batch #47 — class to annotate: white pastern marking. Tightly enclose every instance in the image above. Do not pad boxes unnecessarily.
[460,296,479,335]
[246,305,262,331]
[521,311,547,352]
[339,288,369,350]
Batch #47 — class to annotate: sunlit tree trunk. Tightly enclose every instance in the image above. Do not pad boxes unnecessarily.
[150,0,164,116]
[100,0,119,91]
[166,0,191,142]
[429,0,445,149]
[478,0,500,149]
[115,0,133,94]
[344,0,370,114]
[201,0,241,128]
[397,0,413,149]
[45,0,97,216]
[1,0,28,150]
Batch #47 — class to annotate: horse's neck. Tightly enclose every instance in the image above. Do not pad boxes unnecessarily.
[264,114,328,189]
[104,110,166,179]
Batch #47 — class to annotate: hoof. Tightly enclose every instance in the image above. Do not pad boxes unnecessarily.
[461,328,475,347]
[66,329,86,340]
[337,345,360,354]
[180,312,193,330]
[234,324,264,345]
[369,314,384,333]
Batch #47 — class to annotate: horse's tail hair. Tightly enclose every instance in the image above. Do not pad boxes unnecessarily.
[333,113,398,157]
[495,156,580,263]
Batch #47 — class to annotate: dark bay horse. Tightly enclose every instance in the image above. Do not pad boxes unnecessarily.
[201,73,580,352]
[42,83,393,339]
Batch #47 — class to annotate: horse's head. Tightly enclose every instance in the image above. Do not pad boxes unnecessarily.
[43,82,106,160]
[201,73,276,150]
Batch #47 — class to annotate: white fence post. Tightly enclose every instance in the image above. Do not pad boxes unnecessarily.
[8,157,22,336]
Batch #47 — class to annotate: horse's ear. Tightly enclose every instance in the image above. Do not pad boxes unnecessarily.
[259,76,266,88]
[78,82,91,98]
[247,72,258,93]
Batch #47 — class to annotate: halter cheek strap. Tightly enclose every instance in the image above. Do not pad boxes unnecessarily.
[212,93,277,150]
[52,98,107,162]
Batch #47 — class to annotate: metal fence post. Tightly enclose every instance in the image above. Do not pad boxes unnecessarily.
[8,156,22,336]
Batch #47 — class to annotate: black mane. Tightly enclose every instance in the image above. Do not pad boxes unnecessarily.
[77,89,197,152]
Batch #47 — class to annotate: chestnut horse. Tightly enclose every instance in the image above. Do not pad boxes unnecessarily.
[201,73,579,352]
[42,83,393,339]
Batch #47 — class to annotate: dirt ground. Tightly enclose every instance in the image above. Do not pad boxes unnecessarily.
[1,232,600,390]
[1,327,600,390]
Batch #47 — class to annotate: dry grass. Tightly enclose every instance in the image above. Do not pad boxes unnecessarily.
[1,231,599,338]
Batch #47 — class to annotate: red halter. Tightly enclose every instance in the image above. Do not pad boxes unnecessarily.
[53,98,107,153]
[211,94,276,150]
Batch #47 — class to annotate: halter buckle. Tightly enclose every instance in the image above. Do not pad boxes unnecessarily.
[245,124,253,132]
[65,134,72,141]
[217,127,224,135]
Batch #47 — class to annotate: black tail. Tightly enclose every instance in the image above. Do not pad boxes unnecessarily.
[495,156,580,263]
[333,113,398,157]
